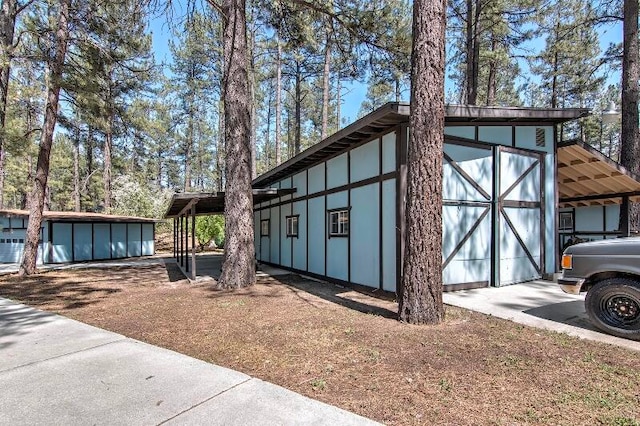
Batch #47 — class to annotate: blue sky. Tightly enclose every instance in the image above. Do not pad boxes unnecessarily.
[148,9,623,124]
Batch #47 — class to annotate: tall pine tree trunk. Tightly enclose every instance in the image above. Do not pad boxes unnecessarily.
[248,6,257,179]
[218,0,255,289]
[216,100,224,192]
[294,60,301,155]
[275,34,282,165]
[399,0,445,324]
[336,75,341,131]
[103,119,113,211]
[0,0,17,209]
[321,34,331,140]
[19,0,69,275]
[486,40,497,106]
[465,0,480,105]
[73,138,80,212]
[619,0,639,234]
[184,115,193,192]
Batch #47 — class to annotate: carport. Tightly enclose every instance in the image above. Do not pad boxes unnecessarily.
[164,189,295,280]
[557,140,640,253]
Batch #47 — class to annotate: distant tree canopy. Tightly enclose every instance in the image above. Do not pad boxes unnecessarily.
[0,0,631,216]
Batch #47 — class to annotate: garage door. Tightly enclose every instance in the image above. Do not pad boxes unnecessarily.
[442,142,493,290]
[0,229,45,264]
[0,230,26,263]
[497,147,544,285]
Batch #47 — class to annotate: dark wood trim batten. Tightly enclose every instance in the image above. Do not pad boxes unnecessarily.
[396,124,408,295]
[379,135,384,290]
[347,147,351,285]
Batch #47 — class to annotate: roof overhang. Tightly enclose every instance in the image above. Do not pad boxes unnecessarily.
[164,188,296,218]
[0,209,158,223]
[558,140,640,207]
[253,102,590,188]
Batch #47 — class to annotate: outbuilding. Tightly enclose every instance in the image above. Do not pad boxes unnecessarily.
[251,102,588,292]
[0,209,156,264]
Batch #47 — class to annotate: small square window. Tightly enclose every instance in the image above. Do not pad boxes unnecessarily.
[329,209,349,237]
[559,212,573,231]
[12,238,17,243]
[286,215,299,237]
[18,239,24,243]
[0,239,4,243]
[260,219,270,237]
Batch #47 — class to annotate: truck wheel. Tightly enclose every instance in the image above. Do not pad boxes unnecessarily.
[585,278,640,341]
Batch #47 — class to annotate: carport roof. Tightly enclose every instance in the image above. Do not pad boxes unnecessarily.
[558,140,640,207]
[0,209,158,223]
[164,188,296,218]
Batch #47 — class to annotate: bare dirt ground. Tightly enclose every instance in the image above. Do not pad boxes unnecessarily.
[1,264,639,426]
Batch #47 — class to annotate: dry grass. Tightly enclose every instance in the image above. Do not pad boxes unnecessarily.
[1,264,639,426]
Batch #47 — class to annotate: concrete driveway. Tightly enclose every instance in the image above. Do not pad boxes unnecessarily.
[0,298,380,425]
[443,280,640,352]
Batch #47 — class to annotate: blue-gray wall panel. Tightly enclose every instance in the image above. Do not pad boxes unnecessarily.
[327,191,348,210]
[142,224,154,256]
[292,201,307,270]
[52,223,72,263]
[269,207,280,264]
[478,126,512,145]
[111,224,127,258]
[260,209,270,261]
[326,153,348,189]
[280,204,292,267]
[350,183,380,288]
[382,132,396,174]
[350,139,379,183]
[515,126,554,153]
[127,223,142,257]
[382,179,396,291]
[326,192,348,281]
[73,224,92,261]
[606,205,620,232]
[93,224,111,260]
[444,126,475,140]
[292,171,307,197]
[326,237,348,281]
[254,212,260,259]
[307,196,325,275]
[307,163,325,194]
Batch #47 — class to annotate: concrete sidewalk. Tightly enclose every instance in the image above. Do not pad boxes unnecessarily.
[443,280,640,352]
[0,298,379,426]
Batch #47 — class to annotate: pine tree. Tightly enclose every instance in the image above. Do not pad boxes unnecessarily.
[19,0,70,275]
[400,0,446,324]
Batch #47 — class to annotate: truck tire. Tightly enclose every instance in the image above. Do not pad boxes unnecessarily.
[585,278,640,341]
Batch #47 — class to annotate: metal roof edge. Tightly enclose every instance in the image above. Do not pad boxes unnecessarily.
[252,102,591,187]
[252,102,406,187]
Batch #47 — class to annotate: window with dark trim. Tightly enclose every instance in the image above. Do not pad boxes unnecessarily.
[286,215,299,237]
[260,219,270,237]
[328,209,349,237]
[559,212,573,231]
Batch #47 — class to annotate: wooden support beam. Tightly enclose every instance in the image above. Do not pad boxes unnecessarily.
[191,204,197,280]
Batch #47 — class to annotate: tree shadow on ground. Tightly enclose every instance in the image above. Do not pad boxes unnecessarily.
[163,261,190,282]
[0,301,58,350]
[0,275,121,311]
[274,274,398,319]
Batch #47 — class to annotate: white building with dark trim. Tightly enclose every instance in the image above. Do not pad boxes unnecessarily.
[0,209,156,264]
[166,102,590,291]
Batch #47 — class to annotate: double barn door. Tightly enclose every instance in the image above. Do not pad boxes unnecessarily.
[442,142,544,290]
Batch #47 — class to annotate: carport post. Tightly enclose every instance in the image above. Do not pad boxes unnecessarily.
[173,218,177,259]
[180,215,184,266]
[191,204,196,280]
[621,196,631,237]
[185,213,189,274]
